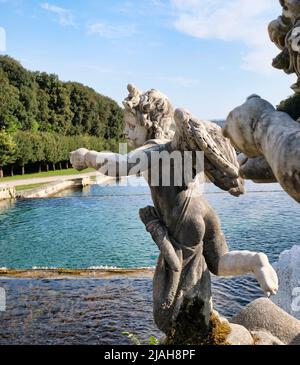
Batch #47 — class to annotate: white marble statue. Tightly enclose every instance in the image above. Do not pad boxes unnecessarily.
[70,85,278,344]
[223,94,300,203]
[227,0,300,198]
[272,245,300,320]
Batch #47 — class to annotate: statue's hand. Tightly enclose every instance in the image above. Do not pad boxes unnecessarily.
[139,206,160,227]
[140,206,181,272]
[139,206,167,240]
[70,148,89,171]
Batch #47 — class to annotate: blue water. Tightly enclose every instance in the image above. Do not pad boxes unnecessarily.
[0,177,299,269]
[0,177,299,343]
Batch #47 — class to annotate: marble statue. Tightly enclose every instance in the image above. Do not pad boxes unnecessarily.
[223,94,300,203]
[70,85,278,344]
[223,1,300,203]
[272,245,300,320]
[269,0,300,92]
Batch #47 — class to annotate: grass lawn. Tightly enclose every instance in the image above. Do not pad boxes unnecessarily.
[0,168,95,183]
[15,183,48,191]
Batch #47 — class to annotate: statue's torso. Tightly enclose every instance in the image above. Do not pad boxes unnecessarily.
[141,140,209,248]
[144,169,208,249]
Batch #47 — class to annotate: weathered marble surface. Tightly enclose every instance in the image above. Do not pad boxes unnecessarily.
[227,1,300,198]
[71,85,278,344]
[269,0,300,91]
[272,245,300,320]
[238,154,277,183]
[224,95,300,203]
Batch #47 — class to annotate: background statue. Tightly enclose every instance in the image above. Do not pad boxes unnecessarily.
[269,0,300,91]
[223,1,300,203]
[70,85,278,344]
[223,95,300,203]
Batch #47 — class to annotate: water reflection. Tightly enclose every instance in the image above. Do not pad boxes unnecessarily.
[0,199,16,213]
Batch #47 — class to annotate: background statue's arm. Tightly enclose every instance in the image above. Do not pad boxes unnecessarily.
[139,206,181,272]
[238,154,277,183]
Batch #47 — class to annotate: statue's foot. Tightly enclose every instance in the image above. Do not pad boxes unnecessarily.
[254,254,278,297]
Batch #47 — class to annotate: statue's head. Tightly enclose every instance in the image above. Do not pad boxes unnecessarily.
[269,1,300,78]
[280,0,300,23]
[123,84,174,148]
[223,95,275,158]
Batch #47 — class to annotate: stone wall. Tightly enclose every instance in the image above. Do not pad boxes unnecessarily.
[0,186,16,200]
[16,178,90,199]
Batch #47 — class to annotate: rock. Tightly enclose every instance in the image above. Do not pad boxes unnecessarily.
[251,331,284,345]
[272,245,300,320]
[233,298,300,345]
[226,324,254,345]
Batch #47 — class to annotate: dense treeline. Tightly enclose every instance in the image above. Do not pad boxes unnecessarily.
[0,55,124,177]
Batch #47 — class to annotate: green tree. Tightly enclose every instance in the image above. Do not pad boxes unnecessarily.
[30,133,45,172]
[0,55,124,177]
[0,56,39,131]
[0,69,22,132]
[43,133,61,170]
[0,131,16,178]
[13,131,33,175]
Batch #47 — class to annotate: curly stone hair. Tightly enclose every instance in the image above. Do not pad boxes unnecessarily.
[123,84,175,140]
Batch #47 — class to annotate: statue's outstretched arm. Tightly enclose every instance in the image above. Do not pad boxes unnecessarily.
[139,206,181,272]
[203,206,278,297]
[70,144,165,177]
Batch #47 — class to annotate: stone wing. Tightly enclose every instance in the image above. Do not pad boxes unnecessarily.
[174,108,244,196]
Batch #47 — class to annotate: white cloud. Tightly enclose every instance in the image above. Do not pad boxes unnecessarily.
[241,47,275,74]
[41,2,76,27]
[170,0,281,74]
[87,22,137,39]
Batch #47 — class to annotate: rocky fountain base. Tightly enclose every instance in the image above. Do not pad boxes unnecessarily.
[164,298,300,345]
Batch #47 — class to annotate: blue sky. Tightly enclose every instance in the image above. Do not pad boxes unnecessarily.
[0,0,296,119]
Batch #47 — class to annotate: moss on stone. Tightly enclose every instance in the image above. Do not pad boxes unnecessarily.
[164,314,231,346]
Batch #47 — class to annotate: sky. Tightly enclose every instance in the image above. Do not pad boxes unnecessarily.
[0,0,296,119]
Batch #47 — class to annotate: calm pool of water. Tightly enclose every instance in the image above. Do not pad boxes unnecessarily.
[0,177,298,269]
[0,177,299,344]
